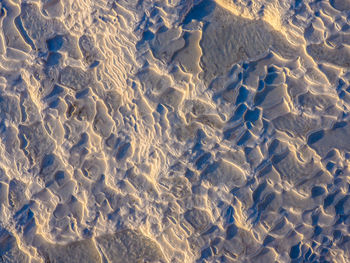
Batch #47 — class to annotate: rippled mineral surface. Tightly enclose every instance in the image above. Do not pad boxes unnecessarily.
[1,0,350,262]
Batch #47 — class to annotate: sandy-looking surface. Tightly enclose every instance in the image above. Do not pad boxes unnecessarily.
[0,0,350,262]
